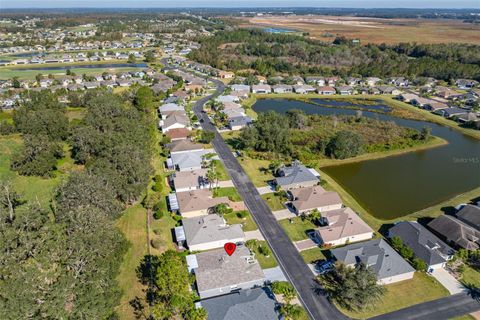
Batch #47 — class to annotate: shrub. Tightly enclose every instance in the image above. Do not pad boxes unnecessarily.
[153,210,164,220]
[153,229,162,235]
[151,239,163,249]
[259,244,271,257]
[236,210,248,218]
[412,257,427,271]
[152,175,164,192]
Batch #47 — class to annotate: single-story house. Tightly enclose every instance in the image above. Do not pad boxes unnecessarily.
[424,102,448,112]
[230,89,250,99]
[456,79,478,90]
[456,204,480,230]
[364,77,381,87]
[181,214,245,251]
[219,71,235,79]
[168,149,212,172]
[275,161,319,190]
[230,84,251,92]
[305,76,325,86]
[165,128,191,141]
[287,185,343,214]
[200,287,279,320]
[317,86,336,95]
[252,84,272,94]
[171,169,208,192]
[428,215,480,250]
[272,84,293,94]
[377,86,401,95]
[174,189,230,218]
[388,221,455,271]
[222,101,243,111]
[293,84,316,94]
[187,246,265,299]
[331,238,415,285]
[434,107,468,119]
[166,140,204,155]
[315,207,374,247]
[160,113,189,133]
[228,116,252,131]
[216,95,240,103]
[335,86,354,95]
[158,103,184,115]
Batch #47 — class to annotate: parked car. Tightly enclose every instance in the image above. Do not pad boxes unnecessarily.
[315,260,334,274]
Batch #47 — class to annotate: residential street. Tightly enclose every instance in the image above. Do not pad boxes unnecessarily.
[192,79,347,320]
[188,71,480,320]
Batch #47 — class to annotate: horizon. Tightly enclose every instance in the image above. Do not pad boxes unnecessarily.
[1,0,479,9]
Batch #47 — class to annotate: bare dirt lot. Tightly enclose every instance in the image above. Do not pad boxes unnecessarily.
[240,15,480,44]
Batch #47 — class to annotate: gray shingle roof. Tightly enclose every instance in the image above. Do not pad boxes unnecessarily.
[331,239,414,281]
[182,214,244,247]
[389,221,454,266]
[200,287,279,320]
[428,215,480,250]
[276,161,319,187]
[456,204,480,230]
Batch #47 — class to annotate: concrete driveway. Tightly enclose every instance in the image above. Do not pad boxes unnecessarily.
[431,268,467,295]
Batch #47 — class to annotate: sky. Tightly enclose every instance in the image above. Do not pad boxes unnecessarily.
[1,0,479,9]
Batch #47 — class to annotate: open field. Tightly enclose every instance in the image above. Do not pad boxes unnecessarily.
[338,272,449,319]
[241,15,480,44]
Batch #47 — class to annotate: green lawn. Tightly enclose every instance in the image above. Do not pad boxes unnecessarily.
[449,315,476,320]
[0,110,13,123]
[224,210,258,231]
[300,247,327,264]
[237,156,274,187]
[0,135,66,209]
[247,240,278,269]
[211,159,230,181]
[213,187,242,201]
[339,272,449,319]
[460,265,480,288]
[279,217,317,242]
[261,192,287,211]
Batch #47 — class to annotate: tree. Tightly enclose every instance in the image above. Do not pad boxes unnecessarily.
[286,109,307,129]
[412,257,428,271]
[399,245,414,260]
[206,165,219,190]
[327,130,364,159]
[12,77,20,88]
[11,134,63,177]
[199,131,215,144]
[419,126,431,141]
[134,86,155,112]
[144,51,156,62]
[319,262,385,311]
[0,182,24,222]
[127,54,136,63]
[271,281,296,303]
[209,203,232,216]
[390,236,404,251]
[307,209,321,225]
[279,303,304,320]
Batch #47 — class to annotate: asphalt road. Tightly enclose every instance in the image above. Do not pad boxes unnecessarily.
[169,61,480,320]
[192,79,346,320]
[371,292,480,320]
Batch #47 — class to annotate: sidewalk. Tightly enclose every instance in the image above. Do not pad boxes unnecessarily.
[244,229,265,241]
[294,238,318,251]
[272,209,296,220]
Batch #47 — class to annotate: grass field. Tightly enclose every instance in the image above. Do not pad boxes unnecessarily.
[247,240,278,269]
[279,217,317,242]
[300,247,327,264]
[213,186,242,201]
[242,15,480,44]
[261,192,287,211]
[211,159,230,181]
[238,156,274,187]
[460,265,480,288]
[224,210,258,231]
[0,135,67,209]
[339,272,449,319]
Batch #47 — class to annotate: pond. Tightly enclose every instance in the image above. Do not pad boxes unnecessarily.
[253,98,480,220]
[11,63,147,71]
[263,27,297,34]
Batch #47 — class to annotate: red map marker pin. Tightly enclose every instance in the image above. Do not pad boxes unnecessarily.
[224,242,236,256]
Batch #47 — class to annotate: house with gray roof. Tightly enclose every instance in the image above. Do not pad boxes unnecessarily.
[331,238,415,285]
[272,84,293,94]
[181,214,245,251]
[187,245,266,299]
[229,116,252,131]
[200,287,279,320]
[389,221,454,271]
[428,215,480,250]
[456,204,480,230]
[275,161,319,190]
[168,149,212,171]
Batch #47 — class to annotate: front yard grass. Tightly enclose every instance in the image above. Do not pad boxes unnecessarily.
[211,159,230,181]
[247,240,278,269]
[224,210,258,231]
[237,156,274,187]
[278,217,317,242]
[213,186,242,201]
[460,265,480,288]
[261,192,287,211]
[338,272,449,319]
[300,247,327,264]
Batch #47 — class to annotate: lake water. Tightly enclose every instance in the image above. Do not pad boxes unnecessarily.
[263,27,297,34]
[12,63,147,71]
[253,98,480,220]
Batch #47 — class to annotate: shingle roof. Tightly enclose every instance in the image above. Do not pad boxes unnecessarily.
[389,221,454,266]
[276,161,319,187]
[316,207,373,243]
[456,205,480,230]
[201,287,278,320]
[176,189,229,214]
[165,128,191,140]
[332,238,414,281]
[190,246,265,292]
[428,215,480,250]
[172,169,208,191]
[166,140,204,153]
[183,214,244,246]
[170,149,210,171]
[289,185,342,212]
